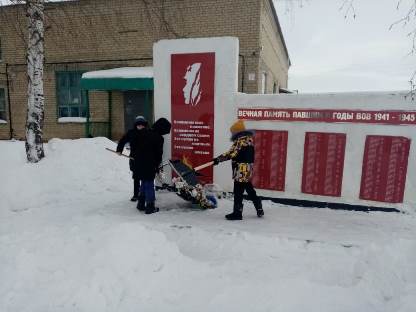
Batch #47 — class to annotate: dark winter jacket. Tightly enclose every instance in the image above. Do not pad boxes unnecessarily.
[133,118,171,180]
[130,128,164,180]
[217,131,255,182]
[117,118,171,180]
[117,128,143,157]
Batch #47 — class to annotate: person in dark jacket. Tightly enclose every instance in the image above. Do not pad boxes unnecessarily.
[131,117,171,214]
[137,118,171,214]
[213,120,263,220]
[116,115,148,203]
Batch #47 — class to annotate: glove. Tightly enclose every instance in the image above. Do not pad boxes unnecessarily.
[212,157,220,166]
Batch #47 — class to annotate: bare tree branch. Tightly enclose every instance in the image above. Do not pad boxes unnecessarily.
[390,0,416,55]
[140,0,187,38]
[339,0,356,19]
[389,0,416,94]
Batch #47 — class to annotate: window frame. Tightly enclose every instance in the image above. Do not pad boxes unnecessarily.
[55,71,87,119]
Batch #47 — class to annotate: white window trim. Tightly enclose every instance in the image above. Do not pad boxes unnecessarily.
[58,117,87,123]
[261,71,267,94]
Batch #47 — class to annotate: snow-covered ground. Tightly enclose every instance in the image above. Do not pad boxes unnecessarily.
[1,138,415,312]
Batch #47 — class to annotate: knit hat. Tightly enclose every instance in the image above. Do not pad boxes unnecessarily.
[134,115,148,127]
[152,117,171,136]
[230,120,246,134]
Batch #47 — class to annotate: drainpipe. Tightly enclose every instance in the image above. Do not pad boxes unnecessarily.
[85,90,90,137]
[108,91,112,140]
[5,63,14,139]
[239,54,246,93]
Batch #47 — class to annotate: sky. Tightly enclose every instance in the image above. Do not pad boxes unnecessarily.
[273,0,416,93]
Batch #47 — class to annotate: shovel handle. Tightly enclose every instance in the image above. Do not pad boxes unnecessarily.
[105,148,134,160]
[194,161,214,172]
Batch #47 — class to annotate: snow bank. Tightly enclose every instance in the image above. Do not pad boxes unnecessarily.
[1,138,415,312]
[0,138,129,213]
[0,221,211,311]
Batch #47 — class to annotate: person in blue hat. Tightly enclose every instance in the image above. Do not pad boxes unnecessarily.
[117,116,171,214]
[116,115,148,205]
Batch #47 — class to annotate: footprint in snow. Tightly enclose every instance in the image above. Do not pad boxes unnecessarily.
[170,225,192,229]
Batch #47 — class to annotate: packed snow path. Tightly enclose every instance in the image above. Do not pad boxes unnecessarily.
[1,138,415,312]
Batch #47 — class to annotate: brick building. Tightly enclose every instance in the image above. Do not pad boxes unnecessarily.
[0,0,290,141]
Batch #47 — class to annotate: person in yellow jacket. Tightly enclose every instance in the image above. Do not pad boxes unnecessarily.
[213,120,263,220]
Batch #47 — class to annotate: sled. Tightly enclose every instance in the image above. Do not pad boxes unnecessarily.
[157,159,218,209]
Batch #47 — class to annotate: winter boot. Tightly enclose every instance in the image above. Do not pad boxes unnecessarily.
[145,202,159,214]
[225,204,243,221]
[253,198,264,218]
[132,178,140,202]
[136,196,146,211]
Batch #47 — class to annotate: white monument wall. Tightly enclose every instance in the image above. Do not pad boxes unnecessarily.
[153,36,415,212]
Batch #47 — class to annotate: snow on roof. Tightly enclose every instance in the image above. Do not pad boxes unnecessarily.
[82,67,153,79]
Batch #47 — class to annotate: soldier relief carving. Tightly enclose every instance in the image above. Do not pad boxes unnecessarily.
[183,63,202,106]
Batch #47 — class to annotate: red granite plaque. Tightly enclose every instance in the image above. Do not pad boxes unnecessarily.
[360,136,410,203]
[301,132,346,197]
[252,130,288,191]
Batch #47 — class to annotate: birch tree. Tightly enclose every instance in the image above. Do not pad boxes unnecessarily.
[8,0,45,162]
[25,0,45,162]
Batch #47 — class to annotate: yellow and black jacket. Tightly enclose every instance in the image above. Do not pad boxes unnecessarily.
[217,131,255,182]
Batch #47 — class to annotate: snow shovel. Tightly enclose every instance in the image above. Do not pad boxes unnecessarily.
[194,161,214,172]
[105,147,134,160]
[180,160,215,178]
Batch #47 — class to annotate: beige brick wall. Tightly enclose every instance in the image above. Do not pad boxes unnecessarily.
[0,0,289,140]
[258,0,290,93]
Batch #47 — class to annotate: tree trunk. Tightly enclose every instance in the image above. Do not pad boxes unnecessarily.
[25,0,45,163]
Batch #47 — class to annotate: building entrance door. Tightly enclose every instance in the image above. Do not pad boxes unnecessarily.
[123,90,153,132]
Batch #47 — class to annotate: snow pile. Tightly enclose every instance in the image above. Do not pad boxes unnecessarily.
[1,138,416,312]
[0,138,129,213]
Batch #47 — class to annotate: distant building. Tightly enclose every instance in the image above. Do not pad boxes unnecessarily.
[0,0,290,140]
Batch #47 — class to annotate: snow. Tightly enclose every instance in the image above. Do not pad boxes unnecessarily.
[82,67,154,79]
[1,138,416,311]
[58,117,86,123]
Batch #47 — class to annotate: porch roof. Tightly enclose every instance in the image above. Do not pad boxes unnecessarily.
[81,67,154,91]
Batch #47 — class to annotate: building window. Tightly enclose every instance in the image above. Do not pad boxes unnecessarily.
[56,71,86,118]
[0,88,6,121]
[261,72,267,94]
